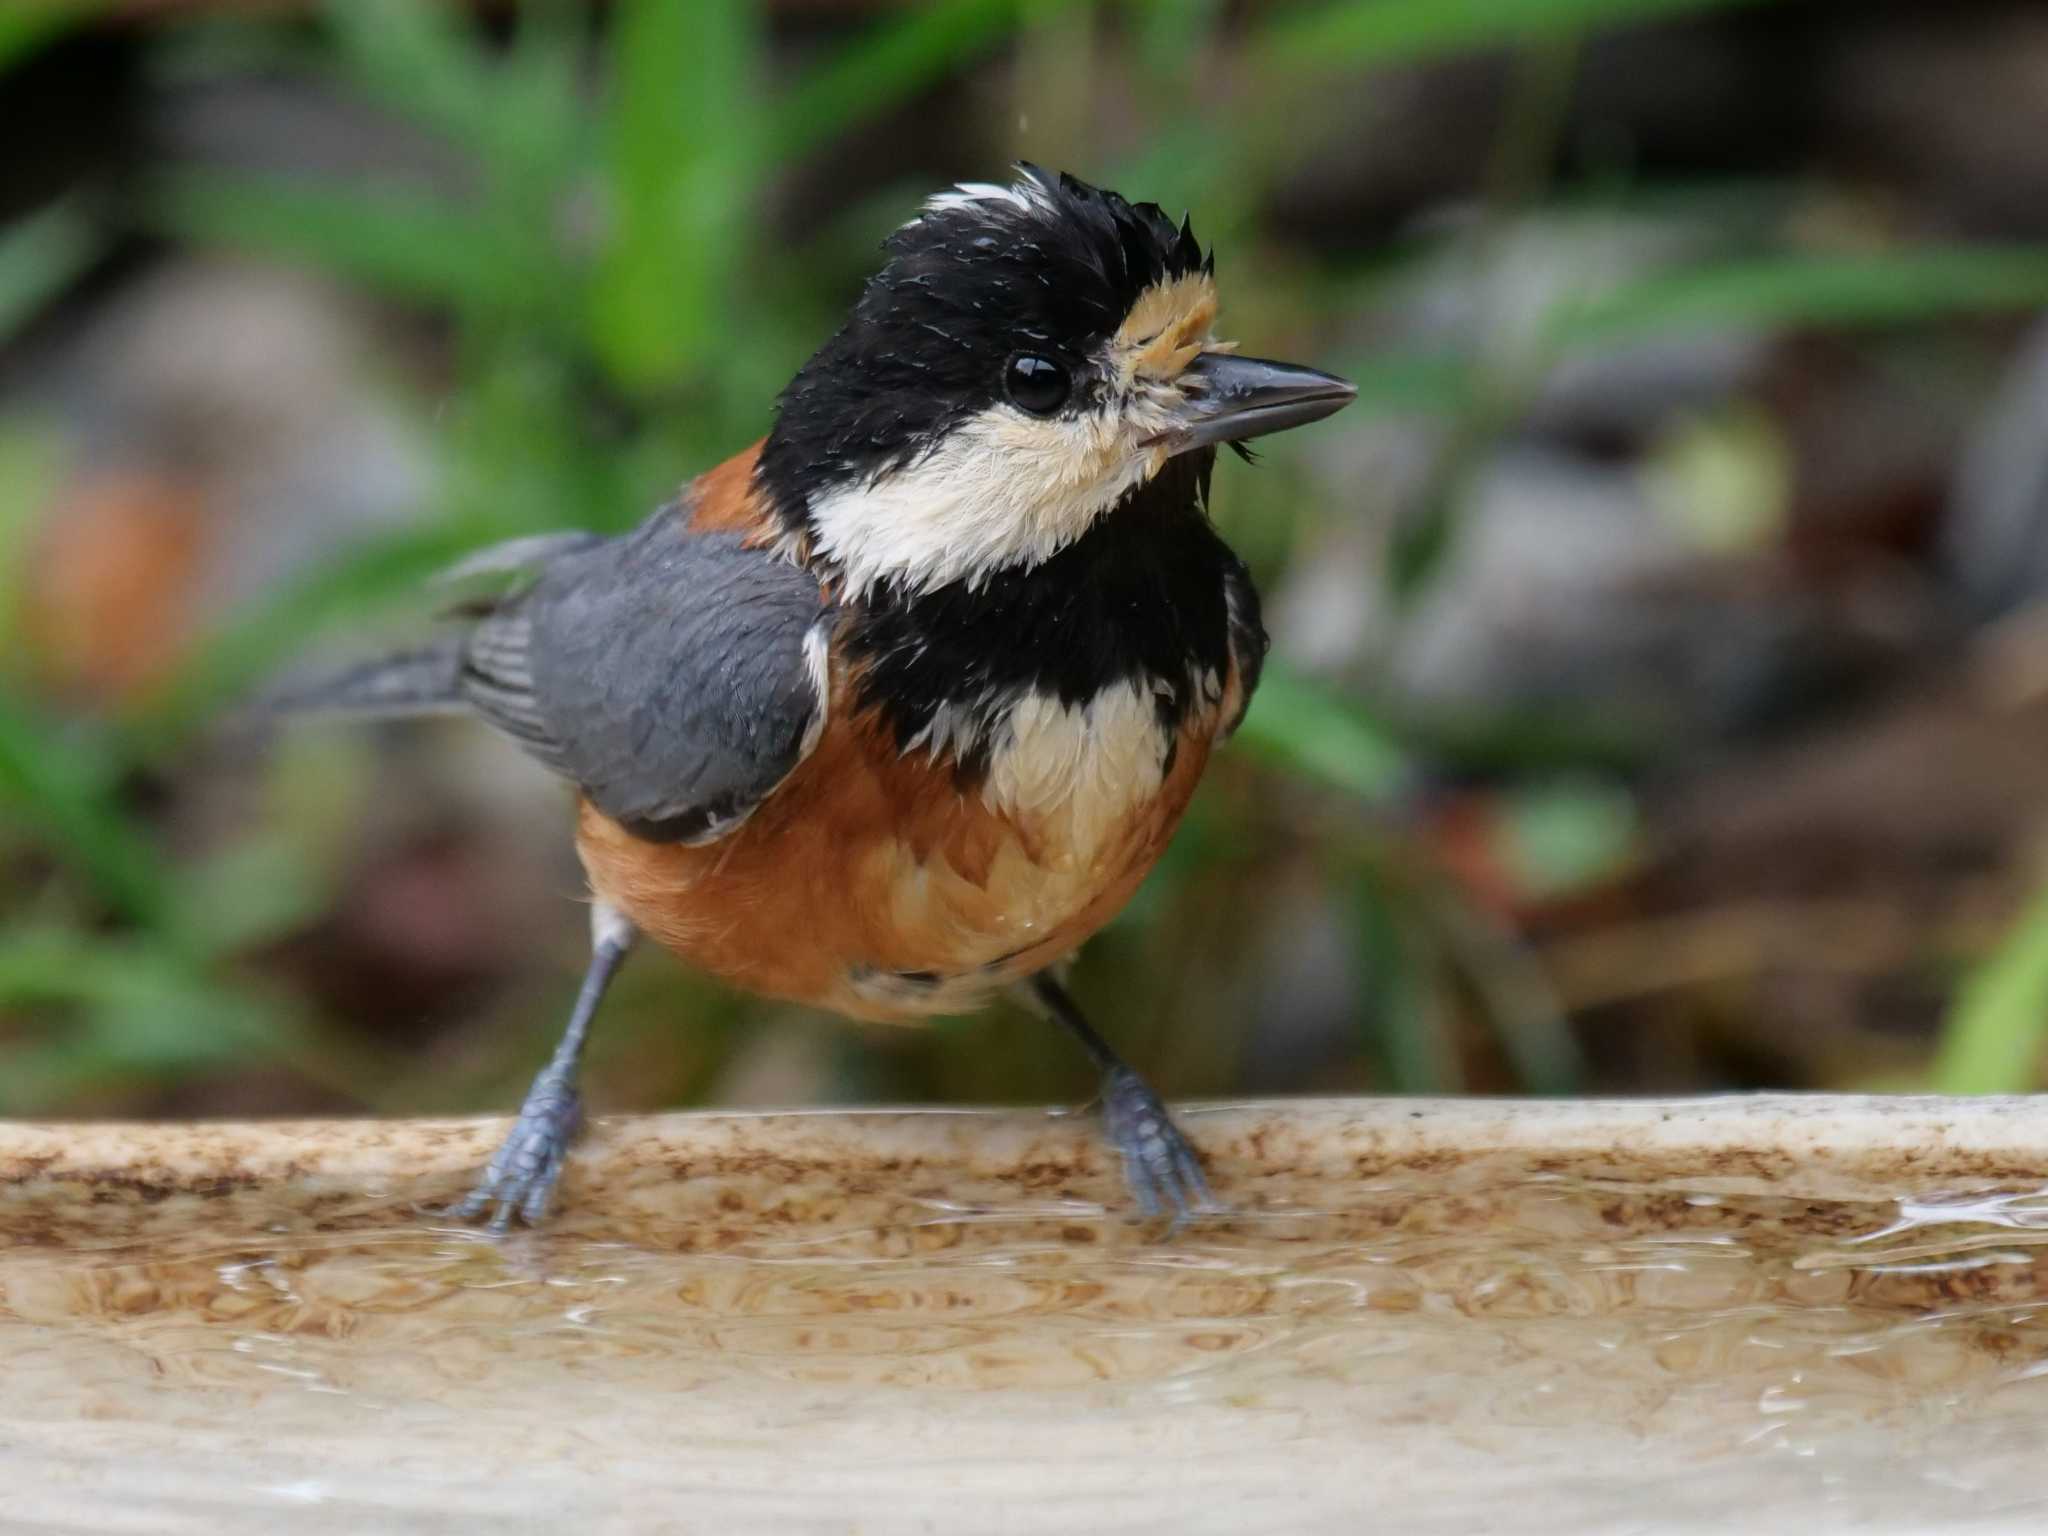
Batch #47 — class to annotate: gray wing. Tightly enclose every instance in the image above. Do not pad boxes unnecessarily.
[460,509,832,844]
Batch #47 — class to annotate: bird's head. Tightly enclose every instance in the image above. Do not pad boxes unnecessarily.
[757,166,1355,597]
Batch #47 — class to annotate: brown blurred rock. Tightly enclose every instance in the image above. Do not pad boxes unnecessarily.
[17,259,428,704]
[25,470,208,703]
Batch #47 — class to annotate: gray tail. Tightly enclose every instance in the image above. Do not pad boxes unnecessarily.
[255,529,600,726]
[261,635,468,719]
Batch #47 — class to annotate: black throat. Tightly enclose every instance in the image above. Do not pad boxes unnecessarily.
[835,449,1241,783]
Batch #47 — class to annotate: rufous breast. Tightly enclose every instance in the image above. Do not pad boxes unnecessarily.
[576,657,1235,1023]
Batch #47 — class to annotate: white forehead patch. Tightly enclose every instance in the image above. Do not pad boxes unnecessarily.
[803,394,1181,597]
[914,175,1057,224]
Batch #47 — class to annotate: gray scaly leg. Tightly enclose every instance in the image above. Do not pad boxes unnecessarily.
[451,903,637,1231]
[1025,972,1220,1229]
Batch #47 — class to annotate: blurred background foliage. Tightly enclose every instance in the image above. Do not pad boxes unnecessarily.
[8,0,2048,1121]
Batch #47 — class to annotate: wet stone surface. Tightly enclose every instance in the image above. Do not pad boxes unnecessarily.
[4,1099,2048,1532]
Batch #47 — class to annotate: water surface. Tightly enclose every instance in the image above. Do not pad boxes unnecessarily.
[4,1099,2046,1532]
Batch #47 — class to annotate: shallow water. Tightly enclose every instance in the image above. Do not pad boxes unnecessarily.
[5,1100,2048,1532]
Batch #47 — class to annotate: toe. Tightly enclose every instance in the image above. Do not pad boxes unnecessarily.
[1100,1067,1220,1228]
[1169,1134,1219,1213]
[445,1084,581,1231]
[1120,1142,1164,1220]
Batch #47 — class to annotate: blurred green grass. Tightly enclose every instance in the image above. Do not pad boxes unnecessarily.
[5,0,2048,1115]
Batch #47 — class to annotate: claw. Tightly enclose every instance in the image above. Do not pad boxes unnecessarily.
[446,1069,582,1231]
[1099,1065,1220,1230]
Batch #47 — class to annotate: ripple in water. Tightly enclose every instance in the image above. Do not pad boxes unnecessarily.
[7,1158,2048,1530]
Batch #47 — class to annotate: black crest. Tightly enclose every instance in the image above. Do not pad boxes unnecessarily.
[757,166,1210,525]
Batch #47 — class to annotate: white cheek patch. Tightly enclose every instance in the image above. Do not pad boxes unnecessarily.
[804,401,1180,597]
[981,680,1174,857]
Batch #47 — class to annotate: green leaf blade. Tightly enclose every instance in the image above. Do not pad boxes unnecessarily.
[1235,663,1411,803]
[152,170,512,313]
[1263,0,1779,70]
[1932,882,2048,1094]
[588,0,764,394]
[1556,247,2048,347]
[0,200,102,344]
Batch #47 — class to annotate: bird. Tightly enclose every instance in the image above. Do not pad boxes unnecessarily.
[282,166,1356,1231]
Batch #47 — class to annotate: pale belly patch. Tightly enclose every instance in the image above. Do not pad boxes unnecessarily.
[985,678,1175,854]
[843,678,1193,1017]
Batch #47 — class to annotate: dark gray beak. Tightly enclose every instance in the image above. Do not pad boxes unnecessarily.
[1155,352,1357,455]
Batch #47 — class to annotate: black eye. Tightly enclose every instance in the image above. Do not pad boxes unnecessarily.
[1004,353,1070,415]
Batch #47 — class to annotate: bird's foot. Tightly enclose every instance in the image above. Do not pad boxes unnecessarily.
[1100,1065,1219,1230]
[447,1067,582,1232]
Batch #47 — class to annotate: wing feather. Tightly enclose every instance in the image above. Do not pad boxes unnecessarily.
[457,510,832,844]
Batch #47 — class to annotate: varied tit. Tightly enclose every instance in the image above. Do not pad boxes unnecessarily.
[288,166,1355,1230]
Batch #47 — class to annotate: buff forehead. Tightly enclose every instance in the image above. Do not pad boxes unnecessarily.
[1110,270,1222,385]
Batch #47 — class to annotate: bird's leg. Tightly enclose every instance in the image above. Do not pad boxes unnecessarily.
[450,903,637,1232]
[1024,972,1220,1228]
